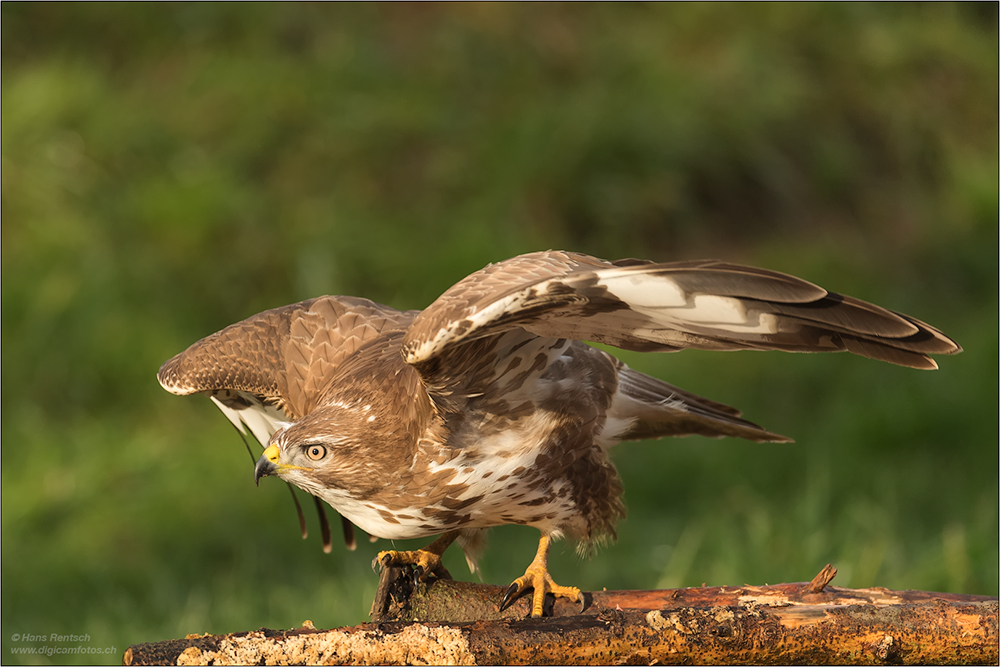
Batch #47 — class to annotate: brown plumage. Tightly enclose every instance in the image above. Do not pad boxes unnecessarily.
[157,251,960,617]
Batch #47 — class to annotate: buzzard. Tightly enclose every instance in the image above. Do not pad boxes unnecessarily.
[158,251,960,617]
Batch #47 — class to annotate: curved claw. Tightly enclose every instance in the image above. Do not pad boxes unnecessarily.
[499,581,523,612]
[371,552,392,574]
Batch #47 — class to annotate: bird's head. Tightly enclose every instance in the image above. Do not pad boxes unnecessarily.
[254,407,352,485]
[252,401,398,497]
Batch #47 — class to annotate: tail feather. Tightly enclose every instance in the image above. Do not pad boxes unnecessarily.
[609,367,792,444]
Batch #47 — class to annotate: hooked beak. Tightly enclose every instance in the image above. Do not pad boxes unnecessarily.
[254,444,281,486]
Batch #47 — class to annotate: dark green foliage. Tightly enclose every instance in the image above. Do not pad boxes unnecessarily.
[2,5,996,664]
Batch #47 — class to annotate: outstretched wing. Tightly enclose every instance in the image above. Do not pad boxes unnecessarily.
[402,250,961,378]
[159,295,418,441]
[158,295,417,550]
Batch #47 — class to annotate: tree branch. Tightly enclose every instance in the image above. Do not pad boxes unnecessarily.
[124,565,998,665]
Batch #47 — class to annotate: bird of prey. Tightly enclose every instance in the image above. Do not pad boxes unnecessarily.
[158,251,960,617]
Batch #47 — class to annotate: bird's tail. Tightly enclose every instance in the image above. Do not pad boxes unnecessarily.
[604,365,792,444]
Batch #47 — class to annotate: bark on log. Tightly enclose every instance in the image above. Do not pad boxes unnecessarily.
[124,565,998,666]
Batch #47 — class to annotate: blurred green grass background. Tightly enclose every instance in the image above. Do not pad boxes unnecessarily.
[2,4,996,664]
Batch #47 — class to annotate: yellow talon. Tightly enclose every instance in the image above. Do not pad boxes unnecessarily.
[370,532,458,581]
[372,548,446,580]
[500,534,582,617]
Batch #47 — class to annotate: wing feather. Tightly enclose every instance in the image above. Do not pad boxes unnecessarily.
[402,251,961,372]
[158,295,417,428]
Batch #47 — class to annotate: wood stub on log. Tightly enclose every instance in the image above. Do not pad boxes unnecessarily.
[124,565,999,665]
[807,563,839,594]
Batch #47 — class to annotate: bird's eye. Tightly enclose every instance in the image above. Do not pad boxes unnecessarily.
[305,444,327,461]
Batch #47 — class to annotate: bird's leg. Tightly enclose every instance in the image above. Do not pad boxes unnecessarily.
[500,534,582,618]
[372,530,458,582]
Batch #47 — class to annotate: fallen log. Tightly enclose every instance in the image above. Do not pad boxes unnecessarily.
[124,565,998,665]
